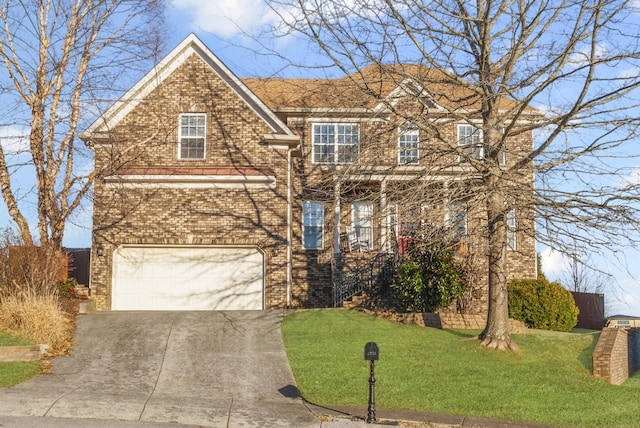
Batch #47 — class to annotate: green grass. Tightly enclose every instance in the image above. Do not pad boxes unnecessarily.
[282,309,640,428]
[0,331,36,346]
[0,331,42,388]
[0,361,42,388]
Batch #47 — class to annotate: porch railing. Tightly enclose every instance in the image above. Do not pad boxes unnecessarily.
[332,251,398,307]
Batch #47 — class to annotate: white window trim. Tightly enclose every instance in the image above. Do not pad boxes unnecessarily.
[352,201,374,248]
[398,123,420,165]
[498,128,507,165]
[302,201,324,250]
[445,201,467,240]
[498,149,507,165]
[312,123,360,164]
[457,124,484,163]
[506,209,517,250]
[179,113,207,160]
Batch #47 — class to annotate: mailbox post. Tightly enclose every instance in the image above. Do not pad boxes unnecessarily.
[364,342,379,423]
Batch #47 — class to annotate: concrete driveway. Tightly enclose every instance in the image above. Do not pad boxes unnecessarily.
[0,311,320,427]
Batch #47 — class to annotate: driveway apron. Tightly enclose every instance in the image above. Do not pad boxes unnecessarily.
[0,311,319,427]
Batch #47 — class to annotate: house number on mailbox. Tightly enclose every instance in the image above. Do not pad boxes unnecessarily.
[364,342,379,361]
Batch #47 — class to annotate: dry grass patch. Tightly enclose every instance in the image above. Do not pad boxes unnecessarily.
[0,292,74,356]
[0,236,77,357]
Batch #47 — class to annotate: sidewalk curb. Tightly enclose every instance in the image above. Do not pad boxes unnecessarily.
[305,403,557,428]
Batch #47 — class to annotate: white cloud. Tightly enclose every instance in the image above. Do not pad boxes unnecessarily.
[539,247,570,279]
[170,0,279,38]
[0,125,29,156]
[617,66,640,79]
[568,43,608,67]
[615,166,640,187]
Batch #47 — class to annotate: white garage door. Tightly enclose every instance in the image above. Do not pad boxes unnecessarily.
[112,246,264,310]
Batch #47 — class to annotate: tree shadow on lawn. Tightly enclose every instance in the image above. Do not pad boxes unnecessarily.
[440,328,481,339]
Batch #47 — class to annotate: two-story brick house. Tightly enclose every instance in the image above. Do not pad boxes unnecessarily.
[82,34,537,311]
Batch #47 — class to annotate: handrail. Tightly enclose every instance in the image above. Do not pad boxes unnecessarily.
[332,251,398,307]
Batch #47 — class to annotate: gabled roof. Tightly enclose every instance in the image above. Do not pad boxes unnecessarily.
[82,33,294,139]
[243,63,529,114]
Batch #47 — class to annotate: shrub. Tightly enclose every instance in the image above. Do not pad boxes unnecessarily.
[393,244,468,312]
[0,243,67,299]
[508,278,579,331]
[58,277,79,298]
[0,231,74,356]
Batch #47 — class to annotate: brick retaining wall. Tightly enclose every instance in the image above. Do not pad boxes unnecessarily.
[362,310,528,333]
[593,328,640,385]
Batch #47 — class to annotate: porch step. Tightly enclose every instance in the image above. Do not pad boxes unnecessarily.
[343,292,368,309]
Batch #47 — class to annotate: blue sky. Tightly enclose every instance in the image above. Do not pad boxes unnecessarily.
[2,0,640,316]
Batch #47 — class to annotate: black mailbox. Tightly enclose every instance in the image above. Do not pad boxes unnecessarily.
[364,342,379,361]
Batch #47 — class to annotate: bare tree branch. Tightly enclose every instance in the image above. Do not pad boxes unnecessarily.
[0,0,166,247]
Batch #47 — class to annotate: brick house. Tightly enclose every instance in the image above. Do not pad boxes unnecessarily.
[82,34,537,311]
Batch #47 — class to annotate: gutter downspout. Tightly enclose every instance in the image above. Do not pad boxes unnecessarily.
[262,134,300,309]
[286,147,293,308]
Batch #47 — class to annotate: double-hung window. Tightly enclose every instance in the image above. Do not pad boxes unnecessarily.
[302,201,324,249]
[312,123,359,163]
[179,113,206,159]
[506,209,517,250]
[398,123,419,164]
[457,124,483,162]
[352,201,373,248]
[445,201,467,241]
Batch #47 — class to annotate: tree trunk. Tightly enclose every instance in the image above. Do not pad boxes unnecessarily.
[479,179,518,351]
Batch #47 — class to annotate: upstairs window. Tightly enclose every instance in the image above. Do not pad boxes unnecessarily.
[302,201,324,249]
[398,123,419,165]
[312,123,359,163]
[458,124,483,162]
[179,113,206,159]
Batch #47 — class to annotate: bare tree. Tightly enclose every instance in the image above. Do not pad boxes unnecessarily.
[0,0,165,248]
[261,0,640,350]
[560,241,609,295]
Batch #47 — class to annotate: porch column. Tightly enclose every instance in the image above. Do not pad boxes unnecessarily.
[380,180,387,251]
[332,177,343,307]
[334,177,341,254]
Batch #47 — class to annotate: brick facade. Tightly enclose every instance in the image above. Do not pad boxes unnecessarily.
[88,38,293,310]
[279,113,536,312]
[86,34,538,311]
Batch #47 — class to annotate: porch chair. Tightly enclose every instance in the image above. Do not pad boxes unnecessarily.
[346,226,370,252]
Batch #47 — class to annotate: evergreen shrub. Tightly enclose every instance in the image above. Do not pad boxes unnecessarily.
[393,245,467,312]
[508,277,579,331]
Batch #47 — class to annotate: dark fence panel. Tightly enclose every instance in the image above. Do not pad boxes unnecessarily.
[571,291,605,330]
[65,248,91,287]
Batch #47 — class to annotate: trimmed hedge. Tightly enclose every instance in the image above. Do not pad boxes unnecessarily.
[508,278,579,331]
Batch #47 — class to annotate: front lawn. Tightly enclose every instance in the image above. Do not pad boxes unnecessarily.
[0,331,42,388]
[282,309,640,428]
